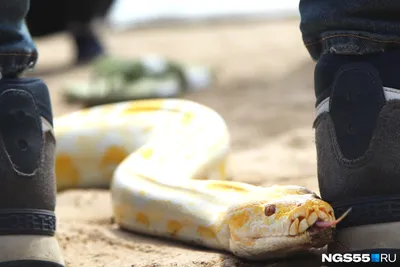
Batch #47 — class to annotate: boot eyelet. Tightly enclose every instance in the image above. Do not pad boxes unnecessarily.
[15,110,27,121]
[17,139,28,151]
[347,123,356,134]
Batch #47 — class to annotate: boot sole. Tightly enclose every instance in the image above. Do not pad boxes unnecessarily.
[329,221,400,252]
[0,235,64,267]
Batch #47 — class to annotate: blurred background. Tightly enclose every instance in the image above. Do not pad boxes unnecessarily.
[29,1,321,266]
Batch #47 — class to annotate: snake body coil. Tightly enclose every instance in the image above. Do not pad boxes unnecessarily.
[54,99,343,260]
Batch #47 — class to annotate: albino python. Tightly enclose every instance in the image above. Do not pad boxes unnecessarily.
[54,99,349,261]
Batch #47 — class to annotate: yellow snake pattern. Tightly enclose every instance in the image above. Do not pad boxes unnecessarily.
[53,99,343,260]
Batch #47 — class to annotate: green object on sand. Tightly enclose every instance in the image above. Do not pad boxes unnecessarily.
[63,55,214,107]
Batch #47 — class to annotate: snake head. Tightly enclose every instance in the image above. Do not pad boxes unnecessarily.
[225,185,350,261]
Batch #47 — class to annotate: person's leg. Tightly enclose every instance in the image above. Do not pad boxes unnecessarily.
[0,0,37,76]
[69,23,105,65]
[300,0,400,252]
[66,0,107,64]
[0,0,64,266]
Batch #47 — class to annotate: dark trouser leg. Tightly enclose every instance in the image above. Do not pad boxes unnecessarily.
[300,0,400,60]
[0,0,37,76]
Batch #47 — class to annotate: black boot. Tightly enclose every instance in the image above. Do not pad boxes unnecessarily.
[314,51,400,253]
[0,78,64,266]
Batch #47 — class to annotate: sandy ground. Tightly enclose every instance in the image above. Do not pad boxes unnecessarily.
[30,19,323,267]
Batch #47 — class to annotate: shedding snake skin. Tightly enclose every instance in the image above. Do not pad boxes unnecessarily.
[53,99,349,260]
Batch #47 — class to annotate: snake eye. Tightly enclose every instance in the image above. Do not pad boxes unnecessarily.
[264,204,276,216]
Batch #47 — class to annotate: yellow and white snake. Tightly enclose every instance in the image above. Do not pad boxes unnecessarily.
[53,99,349,261]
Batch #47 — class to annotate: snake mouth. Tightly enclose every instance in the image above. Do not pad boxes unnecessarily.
[288,207,352,237]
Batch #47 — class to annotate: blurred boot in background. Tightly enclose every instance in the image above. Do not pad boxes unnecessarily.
[26,0,115,65]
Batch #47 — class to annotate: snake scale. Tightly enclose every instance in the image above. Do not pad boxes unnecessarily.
[53,99,349,261]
